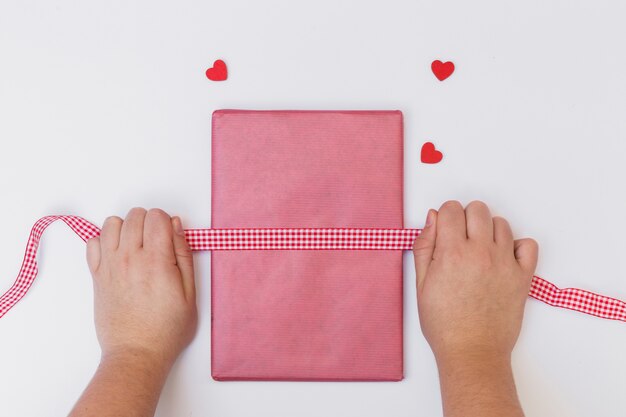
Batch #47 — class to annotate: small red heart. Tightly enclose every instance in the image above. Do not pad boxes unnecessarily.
[206,59,228,81]
[431,60,455,81]
[421,142,443,164]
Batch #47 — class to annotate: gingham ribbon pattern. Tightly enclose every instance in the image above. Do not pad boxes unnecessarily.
[1,215,625,323]
[184,228,421,250]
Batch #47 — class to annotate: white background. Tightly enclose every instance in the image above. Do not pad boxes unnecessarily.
[1,1,626,416]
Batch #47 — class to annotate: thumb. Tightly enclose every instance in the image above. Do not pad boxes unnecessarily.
[514,237,539,279]
[171,216,196,303]
[413,209,438,295]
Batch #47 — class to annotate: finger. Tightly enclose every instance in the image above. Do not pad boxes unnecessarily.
[86,236,101,275]
[465,200,494,243]
[413,209,438,295]
[436,200,467,245]
[514,238,539,278]
[119,207,147,250]
[143,208,175,260]
[100,216,123,254]
[493,216,514,253]
[172,216,196,303]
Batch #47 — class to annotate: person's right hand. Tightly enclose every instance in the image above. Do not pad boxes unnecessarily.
[412,200,538,365]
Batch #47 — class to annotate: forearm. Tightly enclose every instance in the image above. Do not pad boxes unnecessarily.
[68,349,172,417]
[436,352,524,417]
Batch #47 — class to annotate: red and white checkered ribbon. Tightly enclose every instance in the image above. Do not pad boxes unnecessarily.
[184,227,420,250]
[2,215,626,322]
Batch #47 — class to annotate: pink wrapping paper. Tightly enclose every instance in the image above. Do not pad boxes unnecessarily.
[211,110,404,381]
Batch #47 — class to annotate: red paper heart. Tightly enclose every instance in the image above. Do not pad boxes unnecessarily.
[431,60,455,81]
[421,142,443,164]
[206,59,228,81]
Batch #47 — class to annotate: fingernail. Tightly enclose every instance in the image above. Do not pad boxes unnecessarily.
[173,217,184,235]
[425,209,433,227]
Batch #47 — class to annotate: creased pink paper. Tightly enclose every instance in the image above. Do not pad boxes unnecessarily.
[211,110,404,381]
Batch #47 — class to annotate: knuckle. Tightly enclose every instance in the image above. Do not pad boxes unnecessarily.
[442,245,464,264]
[479,252,496,269]
[129,207,147,215]
[176,250,194,261]
[470,244,496,268]
[525,237,539,250]
[493,216,512,233]
[467,200,488,210]
[146,250,165,263]
[104,215,122,226]
[147,208,169,219]
[126,207,147,220]
[113,252,130,269]
[412,236,431,253]
[440,200,462,211]
[493,215,509,225]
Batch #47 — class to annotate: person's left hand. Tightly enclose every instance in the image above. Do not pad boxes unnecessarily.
[86,208,197,368]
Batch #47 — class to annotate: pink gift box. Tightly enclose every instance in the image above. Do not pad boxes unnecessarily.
[211,110,404,381]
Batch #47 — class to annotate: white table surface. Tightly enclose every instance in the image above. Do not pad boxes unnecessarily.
[2,1,626,416]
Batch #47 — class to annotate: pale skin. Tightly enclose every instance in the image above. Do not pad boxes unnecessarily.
[69,200,538,417]
[413,200,538,417]
[69,208,197,417]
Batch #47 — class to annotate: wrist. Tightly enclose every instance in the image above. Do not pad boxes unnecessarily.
[71,346,174,417]
[434,349,512,376]
[100,346,175,378]
[434,350,523,417]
